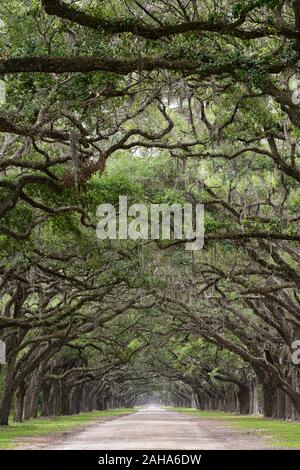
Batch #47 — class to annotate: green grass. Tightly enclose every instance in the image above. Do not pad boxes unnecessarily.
[169,407,300,448]
[0,408,134,449]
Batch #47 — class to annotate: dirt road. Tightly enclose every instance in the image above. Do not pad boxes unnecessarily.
[37,406,264,450]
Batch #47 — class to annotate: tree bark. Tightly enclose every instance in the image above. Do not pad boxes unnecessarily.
[237,386,250,414]
[14,381,26,422]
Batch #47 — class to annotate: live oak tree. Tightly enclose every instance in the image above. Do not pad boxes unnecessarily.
[0,0,300,424]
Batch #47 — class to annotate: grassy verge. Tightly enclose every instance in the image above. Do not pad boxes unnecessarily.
[0,408,134,449]
[169,407,300,448]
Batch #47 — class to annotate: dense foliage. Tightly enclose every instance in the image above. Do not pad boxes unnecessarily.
[0,0,300,424]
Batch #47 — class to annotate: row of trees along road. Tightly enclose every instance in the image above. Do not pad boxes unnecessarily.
[0,0,300,424]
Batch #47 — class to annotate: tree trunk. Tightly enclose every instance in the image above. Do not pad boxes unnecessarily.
[237,386,250,414]
[14,381,26,422]
[29,370,44,419]
[0,361,16,425]
[262,381,278,418]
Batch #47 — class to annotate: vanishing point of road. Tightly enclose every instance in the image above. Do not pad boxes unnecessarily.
[41,406,263,450]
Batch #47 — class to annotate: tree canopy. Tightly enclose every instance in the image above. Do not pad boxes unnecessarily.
[0,0,300,424]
